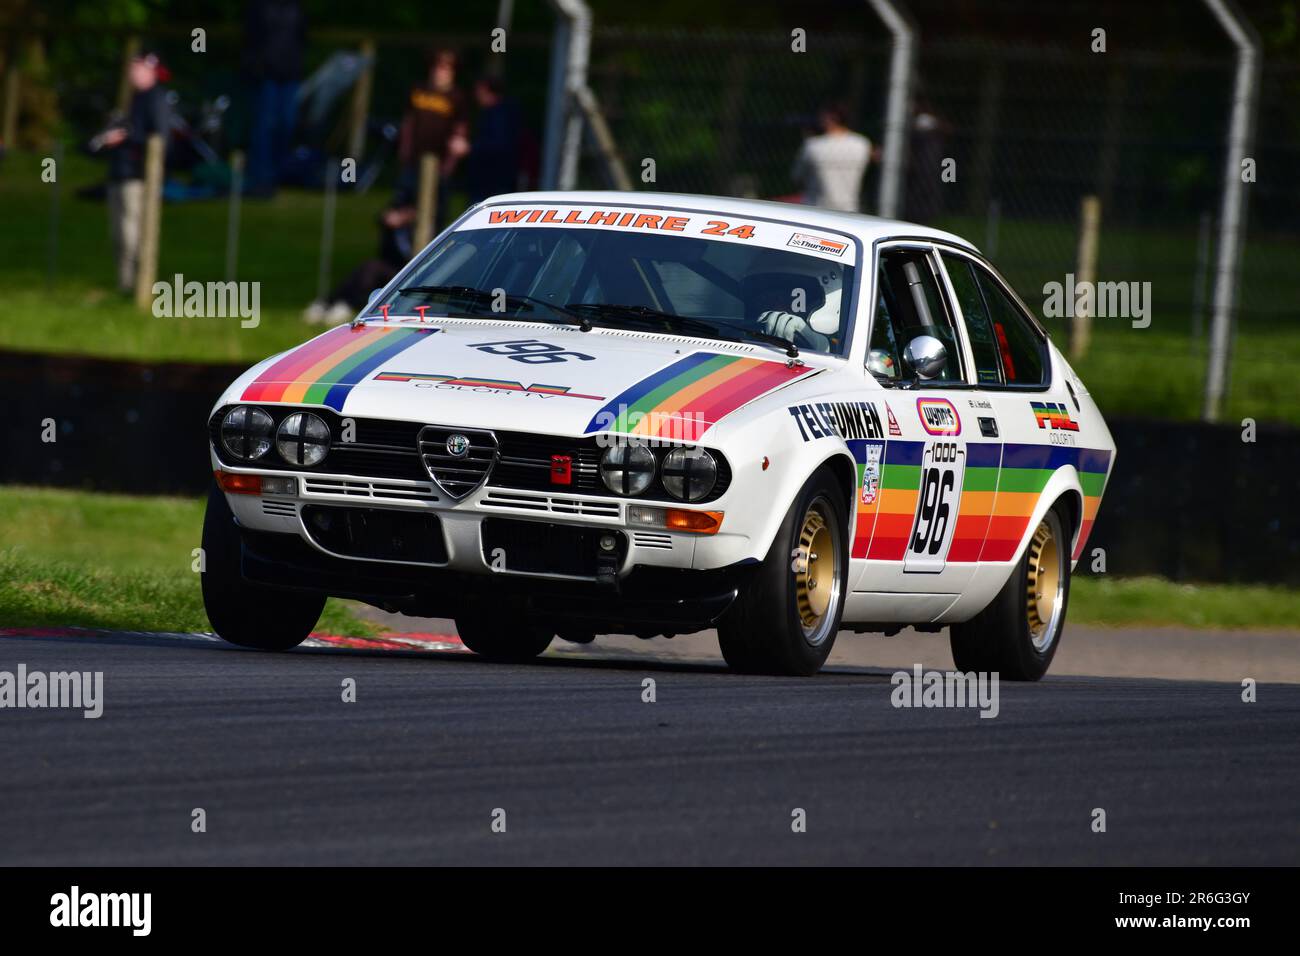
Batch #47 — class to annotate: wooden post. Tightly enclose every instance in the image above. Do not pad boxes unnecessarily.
[1190,210,1213,348]
[134,133,165,310]
[574,86,631,191]
[46,139,63,289]
[1,52,19,149]
[414,152,438,251]
[1070,195,1102,360]
[347,39,375,162]
[116,36,140,114]
[225,150,245,281]
[316,157,339,304]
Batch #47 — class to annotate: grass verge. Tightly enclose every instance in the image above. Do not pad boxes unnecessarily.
[3,487,1298,634]
[1069,576,1300,631]
[0,486,379,635]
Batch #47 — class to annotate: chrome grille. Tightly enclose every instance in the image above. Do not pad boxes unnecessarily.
[418,425,498,499]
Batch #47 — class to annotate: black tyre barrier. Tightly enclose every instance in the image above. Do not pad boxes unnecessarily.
[1,348,1296,585]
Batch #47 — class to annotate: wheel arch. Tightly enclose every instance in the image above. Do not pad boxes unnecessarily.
[819,451,859,539]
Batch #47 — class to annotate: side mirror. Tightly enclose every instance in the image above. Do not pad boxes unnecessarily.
[903,335,948,380]
[367,288,384,305]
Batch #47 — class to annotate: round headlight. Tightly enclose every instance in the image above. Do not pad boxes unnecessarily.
[661,446,718,501]
[276,412,331,466]
[599,443,655,496]
[220,405,274,460]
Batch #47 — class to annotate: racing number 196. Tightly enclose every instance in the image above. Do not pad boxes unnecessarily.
[904,441,965,574]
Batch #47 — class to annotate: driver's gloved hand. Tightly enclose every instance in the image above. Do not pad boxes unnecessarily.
[757,310,830,351]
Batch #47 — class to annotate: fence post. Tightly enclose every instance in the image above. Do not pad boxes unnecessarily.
[347,39,375,162]
[489,0,515,78]
[1071,195,1101,360]
[115,36,140,114]
[866,0,917,219]
[969,58,1003,216]
[225,150,244,282]
[1191,211,1213,348]
[133,133,165,310]
[316,158,339,306]
[46,139,63,289]
[1,50,19,149]
[574,86,631,190]
[984,198,1001,259]
[556,0,591,190]
[414,152,439,251]
[1201,0,1261,422]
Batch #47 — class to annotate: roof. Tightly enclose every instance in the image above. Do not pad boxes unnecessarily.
[477,190,979,252]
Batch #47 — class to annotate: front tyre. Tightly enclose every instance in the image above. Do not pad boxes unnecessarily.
[949,502,1071,681]
[455,609,554,663]
[717,470,848,676]
[201,483,324,650]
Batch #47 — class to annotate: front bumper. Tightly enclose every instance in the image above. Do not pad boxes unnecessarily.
[217,455,761,577]
[239,525,752,633]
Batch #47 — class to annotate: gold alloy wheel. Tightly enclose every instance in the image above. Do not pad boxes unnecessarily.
[794,502,838,644]
[1025,517,1063,650]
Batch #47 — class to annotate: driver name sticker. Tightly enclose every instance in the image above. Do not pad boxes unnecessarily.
[461,204,857,265]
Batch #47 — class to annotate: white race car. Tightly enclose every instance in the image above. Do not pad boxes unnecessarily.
[204,192,1114,678]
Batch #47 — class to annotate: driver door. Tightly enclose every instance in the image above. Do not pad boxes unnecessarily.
[853,243,999,599]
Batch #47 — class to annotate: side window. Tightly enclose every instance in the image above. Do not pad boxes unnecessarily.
[868,249,964,384]
[971,265,1047,386]
[942,254,1004,386]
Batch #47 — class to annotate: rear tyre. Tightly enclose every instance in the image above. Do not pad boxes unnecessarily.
[717,469,848,676]
[455,609,554,662]
[949,501,1071,681]
[201,484,324,650]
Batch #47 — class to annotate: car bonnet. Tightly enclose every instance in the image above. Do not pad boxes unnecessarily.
[230,319,831,440]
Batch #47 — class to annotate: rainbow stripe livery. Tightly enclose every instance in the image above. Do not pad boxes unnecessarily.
[241,325,436,412]
[851,441,1110,563]
[585,352,813,441]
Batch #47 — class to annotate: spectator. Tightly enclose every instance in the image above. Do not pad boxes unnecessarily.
[906,98,953,224]
[98,52,169,294]
[243,0,306,196]
[304,187,416,323]
[398,48,468,229]
[465,75,522,203]
[791,102,874,213]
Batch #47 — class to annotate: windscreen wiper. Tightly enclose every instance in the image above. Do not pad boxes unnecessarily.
[392,285,591,330]
[566,303,798,357]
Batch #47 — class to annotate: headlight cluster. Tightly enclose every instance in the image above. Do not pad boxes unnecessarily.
[219,406,274,460]
[599,444,719,501]
[219,406,330,467]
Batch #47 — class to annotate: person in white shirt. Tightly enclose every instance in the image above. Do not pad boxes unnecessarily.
[791,103,874,213]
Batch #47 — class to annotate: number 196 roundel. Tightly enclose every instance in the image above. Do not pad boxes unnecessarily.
[203,191,1114,679]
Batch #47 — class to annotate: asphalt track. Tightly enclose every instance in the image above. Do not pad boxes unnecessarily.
[0,626,1297,866]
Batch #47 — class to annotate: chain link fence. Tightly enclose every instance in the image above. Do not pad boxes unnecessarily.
[576,15,1300,423]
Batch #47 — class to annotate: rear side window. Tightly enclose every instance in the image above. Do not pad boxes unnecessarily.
[942,255,1004,386]
[972,268,1046,385]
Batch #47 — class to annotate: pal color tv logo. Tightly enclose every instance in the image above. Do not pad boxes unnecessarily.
[916,398,961,436]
